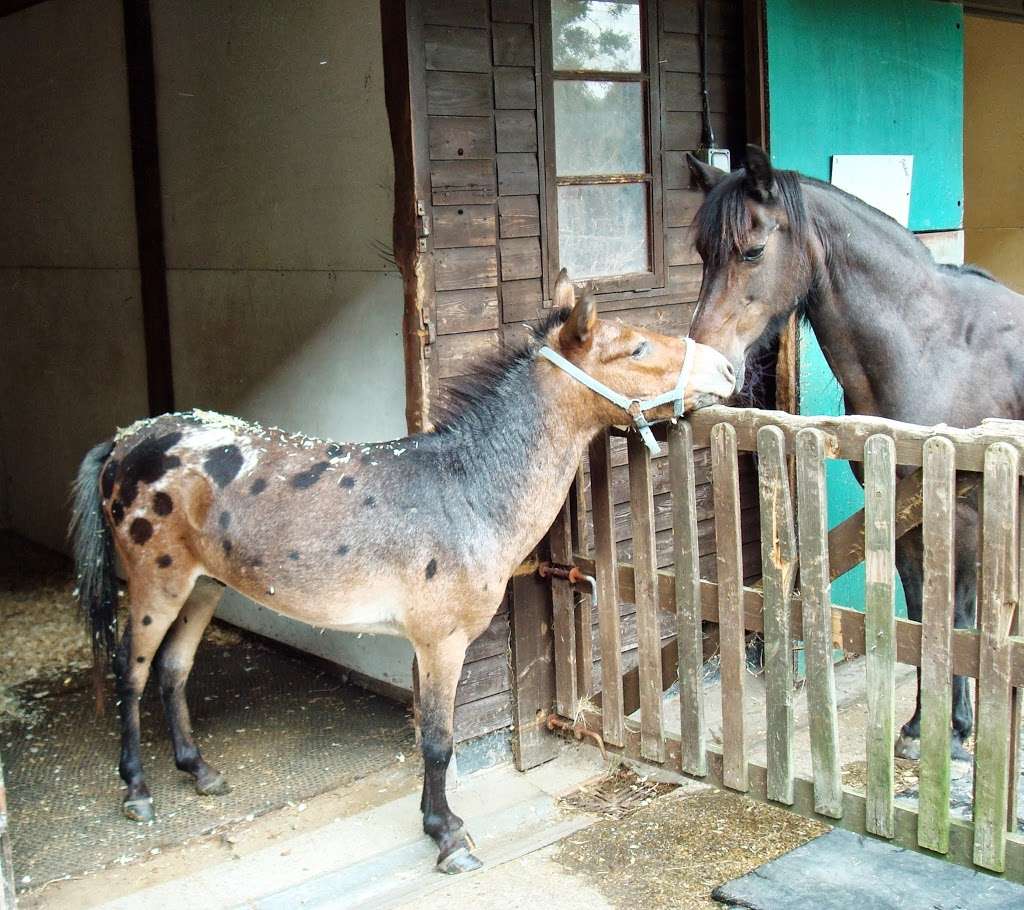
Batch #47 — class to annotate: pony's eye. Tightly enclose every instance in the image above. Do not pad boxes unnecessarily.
[631,341,650,359]
[742,245,766,262]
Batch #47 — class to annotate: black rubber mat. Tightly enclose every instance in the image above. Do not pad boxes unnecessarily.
[1,632,415,890]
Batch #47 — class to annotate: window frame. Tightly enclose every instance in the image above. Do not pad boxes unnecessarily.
[539,0,665,298]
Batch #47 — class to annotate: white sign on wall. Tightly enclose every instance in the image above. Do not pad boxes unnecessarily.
[830,154,914,227]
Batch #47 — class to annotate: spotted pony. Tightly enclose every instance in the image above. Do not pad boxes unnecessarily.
[70,271,735,872]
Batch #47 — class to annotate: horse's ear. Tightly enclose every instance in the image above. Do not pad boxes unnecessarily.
[686,153,726,194]
[559,293,597,352]
[552,267,575,312]
[744,144,776,201]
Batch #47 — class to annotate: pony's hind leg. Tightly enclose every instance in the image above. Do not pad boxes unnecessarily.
[155,577,230,795]
[415,633,481,874]
[114,581,189,822]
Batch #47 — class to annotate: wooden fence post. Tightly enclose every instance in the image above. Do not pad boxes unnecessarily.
[671,420,707,776]
[864,434,897,838]
[974,442,1019,872]
[918,436,956,855]
[757,425,796,805]
[712,422,748,792]
[549,495,578,719]
[795,427,843,819]
[0,750,14,910]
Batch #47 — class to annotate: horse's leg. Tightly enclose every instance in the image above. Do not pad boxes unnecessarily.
[894,530,924,760]
[415,633,481,874]
[155,577,230,795]
[950,507,979,761]
[114,581,187,822]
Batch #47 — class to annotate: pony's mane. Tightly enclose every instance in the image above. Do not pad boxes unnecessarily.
[427,307,572,439]
[939,262,998,283]
[692,167,809,271]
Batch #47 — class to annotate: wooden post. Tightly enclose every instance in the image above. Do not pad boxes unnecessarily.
[757,425,796,804]
[918,437,956,855]
[0,750,14,910]
[712,422,748,792]
[549,495,578,719]
[670,420,707,776]
[628,431,665,763]
[864,434,897,838]
[795,428,843,819]
[570,466,594,699]
[974,442,1019,872]
[589,431,625,747]
[509,570,559,770]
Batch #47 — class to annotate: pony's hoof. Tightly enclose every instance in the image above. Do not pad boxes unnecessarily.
[894,733,920,761]
[195,772,231,796]
[123,796,155,823]
[437,846,482,875]
[951,738,973,763]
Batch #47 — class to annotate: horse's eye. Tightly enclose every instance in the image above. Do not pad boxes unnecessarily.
[631,341,650,359]
[742,245,766,262]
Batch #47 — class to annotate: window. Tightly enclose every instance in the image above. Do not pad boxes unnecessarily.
[543,0,663,294]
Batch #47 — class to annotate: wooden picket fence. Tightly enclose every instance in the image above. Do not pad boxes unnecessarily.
[0,751,14,910]
[546,404,1024,881]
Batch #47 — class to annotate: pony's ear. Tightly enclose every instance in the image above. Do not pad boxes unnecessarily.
[552,267,575,312]
[686,153,726,194]
[559,293,597,352]
[744,144,776,201]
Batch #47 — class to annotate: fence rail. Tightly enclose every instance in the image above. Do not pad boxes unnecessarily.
[547,405,1024,881]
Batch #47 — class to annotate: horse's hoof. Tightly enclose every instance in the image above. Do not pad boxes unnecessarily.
[894,733,920,761]
[123,796,155,823]
[437,846,483,875]
[195,772,231,796]
[951,738,973,763]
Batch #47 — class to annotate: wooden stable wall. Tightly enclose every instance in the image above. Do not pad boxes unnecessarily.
[401,0,756,744]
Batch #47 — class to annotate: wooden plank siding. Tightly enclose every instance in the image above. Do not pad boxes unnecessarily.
[410,0,750,743]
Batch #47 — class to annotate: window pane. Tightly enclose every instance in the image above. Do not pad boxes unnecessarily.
[558,183,648,278]
[554,81,644,176]
[552,0,641,72]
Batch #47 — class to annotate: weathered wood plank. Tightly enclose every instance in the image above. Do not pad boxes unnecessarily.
[550,493,578,719]
[495,110,537,152]
[712,422,747,791]
[663,110,733,151]
[864,434,897,839]
[435,287,499,334]
[670,420,707,775]
[424,25,491,72]
[499,236,542,280]
[757,425,796,804]
[429,115,495,160]
[664,188,703,228]
[494,67,536,109]
[661,0,738,36]
[433,245,498,291]
[497,152,540,196]
[667,265,703,301]
[570,468,594,698]
[663,72,736,113]
[430,158,497,206]
[796,428,843,819]
[498,194,540,238]
[590,430,624,747]
[0,750,13,910]
[688,404,1024,474]
[432,204,497,249]
[423,0,488,28]
[434,329,500,378]
[491,0,532,24]
[974,442,1020,872]
[500,277,543,323]
[666,226,700,266]
[628,431,665,762]
[660,32,737,74]
[492,22,533,66]
[426,70,492,116]
[918,436,956,855]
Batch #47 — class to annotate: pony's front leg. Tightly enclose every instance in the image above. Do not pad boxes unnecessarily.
[415,634,482,874]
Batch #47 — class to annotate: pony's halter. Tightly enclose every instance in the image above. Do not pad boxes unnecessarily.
[538,337,696,456]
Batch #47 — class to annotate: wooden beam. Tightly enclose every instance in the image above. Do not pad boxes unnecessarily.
[123,0,174,416]
[0,750,13,910]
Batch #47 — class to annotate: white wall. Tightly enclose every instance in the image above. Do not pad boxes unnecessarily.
[149,0,411,688]
[0,0,149,552]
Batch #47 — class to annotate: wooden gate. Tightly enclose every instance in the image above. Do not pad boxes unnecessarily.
[0,750,14,910]
[545,405,1024,881]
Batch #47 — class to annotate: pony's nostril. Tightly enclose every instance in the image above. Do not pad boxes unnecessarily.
[723,362,735,382]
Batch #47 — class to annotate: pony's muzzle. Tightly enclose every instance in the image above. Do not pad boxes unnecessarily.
[690,343,738,403]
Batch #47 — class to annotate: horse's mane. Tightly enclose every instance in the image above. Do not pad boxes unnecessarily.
[692,167,809,271]
[939,262,998,283]
[426,307,572,440]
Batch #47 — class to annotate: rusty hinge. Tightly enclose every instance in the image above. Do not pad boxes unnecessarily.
[415,318,436,350]
[416,199,431,252]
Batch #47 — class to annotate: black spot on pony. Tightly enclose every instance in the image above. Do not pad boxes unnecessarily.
[204,444,244,488]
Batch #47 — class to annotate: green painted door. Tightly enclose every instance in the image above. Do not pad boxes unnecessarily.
[766,0,964,612]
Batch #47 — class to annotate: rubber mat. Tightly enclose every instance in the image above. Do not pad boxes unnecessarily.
[1,633,415,891]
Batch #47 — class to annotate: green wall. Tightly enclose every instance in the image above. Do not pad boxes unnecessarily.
[766,0,964,612]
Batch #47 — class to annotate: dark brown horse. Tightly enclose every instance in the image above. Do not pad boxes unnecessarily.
[685,145,1024,761]
[70,270,735,873]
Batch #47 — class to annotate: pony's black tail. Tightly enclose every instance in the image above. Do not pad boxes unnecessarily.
[69,439,119,712]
